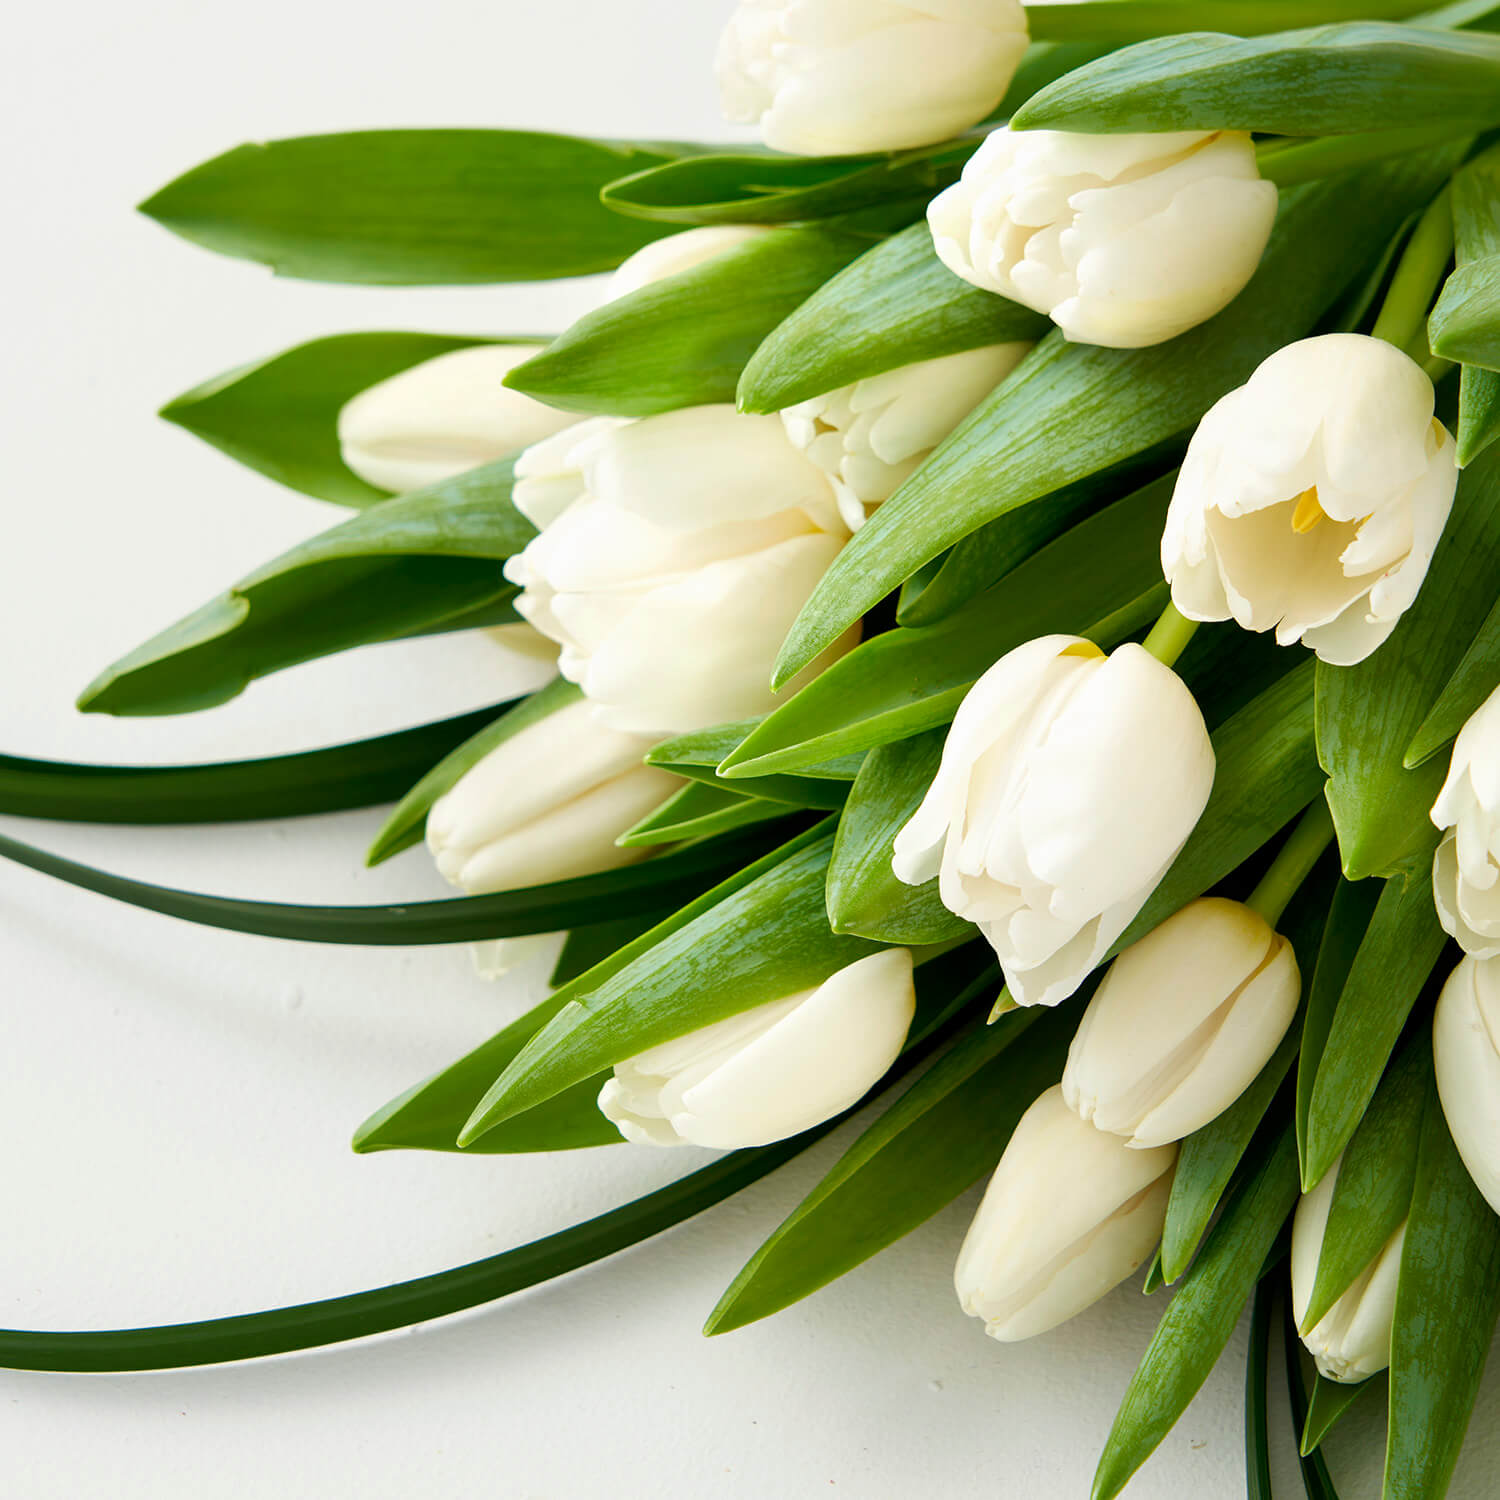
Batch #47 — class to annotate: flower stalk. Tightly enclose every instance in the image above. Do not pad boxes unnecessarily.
[1246,801,1337,927]
[1370,184,1456,352]
[1140,601,1200,670]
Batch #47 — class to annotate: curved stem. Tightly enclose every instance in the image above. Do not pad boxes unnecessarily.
[1141,601,1200,670]
[1371,184,1456,352]
[1247,800,1337,927]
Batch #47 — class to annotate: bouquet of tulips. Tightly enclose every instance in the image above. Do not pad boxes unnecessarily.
[6,0,1500,1494]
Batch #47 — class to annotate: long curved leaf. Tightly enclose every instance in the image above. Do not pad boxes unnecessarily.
[79,460,534,717]
[140,130,687,284]
[1287,1319,1351,1497]
[1303,1370,1378,1458]
[1246,1282,1275,1500]
[1024,1,1434,44]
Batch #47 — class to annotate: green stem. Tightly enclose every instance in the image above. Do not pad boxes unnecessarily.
[1246,800,1336,927]
[1370,184,1456,351]
[1140,601,1200,670]
[1255,127,1470,190]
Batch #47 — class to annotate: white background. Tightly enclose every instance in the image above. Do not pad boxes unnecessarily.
[2,3,1497,1496]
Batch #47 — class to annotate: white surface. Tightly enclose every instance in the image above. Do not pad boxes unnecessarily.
[1,4,1496,1497]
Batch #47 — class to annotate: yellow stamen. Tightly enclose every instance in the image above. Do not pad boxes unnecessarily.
[1291,487,1327,535]
[1059,640,1106,660]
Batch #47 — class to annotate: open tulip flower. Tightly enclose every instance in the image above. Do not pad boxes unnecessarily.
[1431,684,1500,958]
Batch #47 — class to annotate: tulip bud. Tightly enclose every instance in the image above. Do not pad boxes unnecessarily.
[1062,898,1300,1149]
[1433,954,1500,1217]
[604,224,773,301]
[337,345,579,494]
[780,343,1032,530]
[1290,1156,1406,1383]
[598,948,916,1148]
[426,700,678,894]
[504,405,856,737]
[1430,686,1500,958]
[892,635,1214,1008]
[1163,333,1458,666]
[955,1085,1176,1342]
[716,0,1030,157]
[927,126,1277,348]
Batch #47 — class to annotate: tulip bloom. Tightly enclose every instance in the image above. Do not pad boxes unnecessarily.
[1291,1157,1406,1383]
[598,949,916,1147]
[1162,334,1458,666]
[927,127,1277,348]
[716,0,1029,157]
[956,1085,1176,1342]
[892,636,1215,1008]
[1063,898,1300,1149]
[338,344,579,494]
[1430,685,1500,958]
[426,700,677,894]
[780,343,1032,530]
[504,405,855,737]
[605,224,772,300]
[1433,955,1500,1217]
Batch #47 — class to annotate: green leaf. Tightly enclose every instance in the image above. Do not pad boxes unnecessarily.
[78,460,533,718]
[159,331,516,506]
[1024,1,1436,45]
[1245,1282,1275,1500]
[1417,0,1500,29]
[1302,1033,1428,1330]
[1303,1369,1379,1457]
[706,1000,1078,1336]
[0,701,510,827]
[1385,1080,1500,1500]
[1430,146,1500,369]
[1320,443,1500,875]
[1011,24,1500,136]
[1455,363,1500,467]
[774,153,1461,686]
[737,223,1048,415]
[1407,593,1500,765]
[721,477,1175,780]
[1092,1125,1301,1500]
[0,820,790,948]
[618,780,790,849]
[505,228,867,418]
[458,828,895,1144]
[1301,867,1448,1191]
[366,679,579,866]
[0,1138,823,1372]
[140,131,688,284]
[549,909,674,989]
[652,718,865,790]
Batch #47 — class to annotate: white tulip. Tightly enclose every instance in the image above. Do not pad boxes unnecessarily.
[1291,1157,1406,1383]
[504,404,856,737]
[716,0,1029,157]
[927,126,1277,348]
[337,344,579,494]
[1431,686,1500,958]
[956,1085,1176,1342]
[892,635,1215,1008]
[605,225,773,300]
[1163,334,1458,666]
[1433,954,1500,1217]
[780,342,1032,530]
[598,948,916,1147]
[1063,898,1300,1150]
[426,700,677,894]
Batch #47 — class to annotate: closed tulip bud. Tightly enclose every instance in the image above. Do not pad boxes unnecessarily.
[504,405,855,737]
[716,0,1029,157]
[598,948,916,1147]
[892,635,1214,1008]
[426,700,677,895]
[1290,1157,1406,1383]
[1062,898,1300,1149]
[1163,334,1458,666]
[956,1085,1176,1342]
[1430,686,1500,958]
[337,345,579,494]
[1433,954,1500,1216]
[604,224,773,300]
[927,126,1277,348]
[780,342,1032,530]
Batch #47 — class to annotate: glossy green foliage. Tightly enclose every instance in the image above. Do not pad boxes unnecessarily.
[1024,0,1433,44]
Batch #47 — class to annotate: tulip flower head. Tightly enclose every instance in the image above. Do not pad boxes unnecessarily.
[1433,954,1500,1217]
[1162,334,1458,666]
[780,342,1032,530]
[716,0,1030,157]
[892,636,1215,1008]
[927,126,1277,348]
[1430,685,1500,958]
[955,1085,1176,1342]
[1063,898,1300,1150]
[338,344,579,494]
[426,700,677,894]
[598,948,916,1148]
[604,224,773,300]
[505,405,856,736]
[1291,1157,1406,1383]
